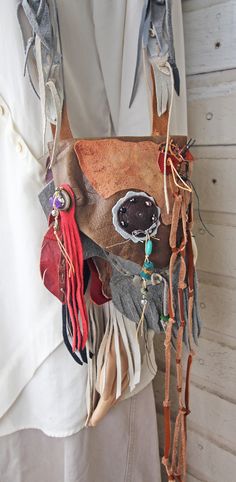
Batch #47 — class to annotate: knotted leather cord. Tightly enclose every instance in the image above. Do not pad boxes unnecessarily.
[171,199,188,479]
[162,188,187,480]
[162,193,182,479]
[162,186,195,482]
[182,227,195,461]
[175,203,196,480]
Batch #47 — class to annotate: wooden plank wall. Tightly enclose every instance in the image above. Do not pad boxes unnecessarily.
[153,1,236,481]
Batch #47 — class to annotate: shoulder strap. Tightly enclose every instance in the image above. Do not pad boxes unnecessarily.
[151,67,168,136]
[51,103,73,140]
[58,74,169,141]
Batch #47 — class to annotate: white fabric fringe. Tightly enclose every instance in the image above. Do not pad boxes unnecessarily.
[85,299,146,422]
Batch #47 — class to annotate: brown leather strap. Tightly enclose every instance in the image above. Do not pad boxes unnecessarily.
[53,65,169,141]
[51,102,73,140]
[151,67,169,136]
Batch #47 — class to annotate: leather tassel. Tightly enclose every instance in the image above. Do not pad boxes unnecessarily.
[85,299,142,427]
[62,304,88,365]
[53,184,89,351]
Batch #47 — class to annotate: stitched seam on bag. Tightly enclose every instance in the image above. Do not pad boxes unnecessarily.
[124,396,136,482]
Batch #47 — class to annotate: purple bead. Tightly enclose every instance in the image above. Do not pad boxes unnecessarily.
[49,196,54,207]
[54,197,64,209]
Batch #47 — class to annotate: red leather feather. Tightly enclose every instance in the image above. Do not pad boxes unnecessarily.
[40,223,65,303]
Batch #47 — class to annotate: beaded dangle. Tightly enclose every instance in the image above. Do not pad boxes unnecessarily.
[137,235,155,336]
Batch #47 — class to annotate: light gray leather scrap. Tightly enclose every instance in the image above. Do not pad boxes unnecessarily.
[38,179,55,218]
[17,0,64,120]
[81,234,201,347]
[130,0,180,113]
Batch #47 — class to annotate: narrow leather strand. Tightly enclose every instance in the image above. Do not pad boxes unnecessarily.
[162,193,183,480]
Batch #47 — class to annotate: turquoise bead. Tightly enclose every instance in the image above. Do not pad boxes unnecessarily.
[140,260,154,281]
[143,260,154,270]
[145,239,153,256]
